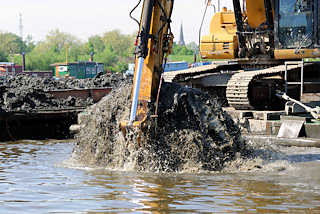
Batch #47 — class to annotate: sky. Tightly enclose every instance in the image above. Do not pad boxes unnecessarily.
[0,0,233,44]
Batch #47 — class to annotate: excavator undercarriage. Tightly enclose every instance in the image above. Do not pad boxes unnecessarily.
[163,59,303,110]
[165,58,320,112]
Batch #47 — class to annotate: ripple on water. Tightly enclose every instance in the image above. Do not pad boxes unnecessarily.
[1,140,320,213]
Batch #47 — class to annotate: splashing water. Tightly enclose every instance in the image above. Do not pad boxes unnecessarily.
[73,82,252,172]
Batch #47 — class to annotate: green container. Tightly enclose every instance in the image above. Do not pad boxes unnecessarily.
[68,62,104,79]
[69,63,84,79]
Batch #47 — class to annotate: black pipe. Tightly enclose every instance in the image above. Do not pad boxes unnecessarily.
[264,0,275,52]
[264,0,274,29]
[22,52,25,71]
[232,0,246,56]
[90,52,94,62]
[137,0,155,58]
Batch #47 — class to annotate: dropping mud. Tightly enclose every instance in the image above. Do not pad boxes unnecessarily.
[73,82,253,172]
[0,74,127,112]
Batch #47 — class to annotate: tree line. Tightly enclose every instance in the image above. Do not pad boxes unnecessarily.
[0,29,197,73]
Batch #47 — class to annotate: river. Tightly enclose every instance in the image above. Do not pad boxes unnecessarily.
[1,140,320,213]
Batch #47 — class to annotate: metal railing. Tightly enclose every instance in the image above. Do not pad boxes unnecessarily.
[285,59,320,98]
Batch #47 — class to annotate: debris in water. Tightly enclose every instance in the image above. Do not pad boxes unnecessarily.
[73,82,252,172]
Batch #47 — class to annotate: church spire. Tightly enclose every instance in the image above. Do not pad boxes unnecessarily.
[178,22,185,46]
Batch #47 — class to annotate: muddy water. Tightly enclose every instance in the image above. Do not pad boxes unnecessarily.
[1,140,320,213]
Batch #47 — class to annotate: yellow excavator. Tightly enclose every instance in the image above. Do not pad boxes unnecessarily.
[122,0,320,130]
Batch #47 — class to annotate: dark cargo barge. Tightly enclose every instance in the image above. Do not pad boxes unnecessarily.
[0,109,81,141]
[0,88,112,141]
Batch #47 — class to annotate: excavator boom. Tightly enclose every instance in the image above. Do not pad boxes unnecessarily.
[121,0,174,130]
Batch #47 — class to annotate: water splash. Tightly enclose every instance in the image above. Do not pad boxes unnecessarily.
[73,82,252,173]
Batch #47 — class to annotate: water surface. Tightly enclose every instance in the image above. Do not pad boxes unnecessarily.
[1,140,320,213]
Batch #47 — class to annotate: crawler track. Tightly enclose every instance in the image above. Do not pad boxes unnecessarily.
[164,59,304,110]
[226,64,301,109]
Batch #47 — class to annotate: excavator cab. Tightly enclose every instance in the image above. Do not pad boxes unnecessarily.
[201,0,320,60]
[274,0,320,59]
[277,0,313,48]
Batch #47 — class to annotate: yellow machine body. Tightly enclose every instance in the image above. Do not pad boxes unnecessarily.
[246,0,267,29]
[275,49,320,60]
[200,8,238,59]
[200,0,268,60]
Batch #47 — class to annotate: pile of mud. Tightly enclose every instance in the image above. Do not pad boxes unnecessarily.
[2,73,126,91]
[73,82,252,172]
[0,74,127,112]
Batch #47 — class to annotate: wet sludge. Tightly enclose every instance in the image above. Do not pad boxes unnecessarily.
[73,82,253,172]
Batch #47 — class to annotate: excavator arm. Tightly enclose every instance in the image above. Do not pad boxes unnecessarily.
[121,0,174,131]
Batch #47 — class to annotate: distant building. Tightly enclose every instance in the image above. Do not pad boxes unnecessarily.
[0,62,22,76]
[0,62,51,78]
[178,23,185,46]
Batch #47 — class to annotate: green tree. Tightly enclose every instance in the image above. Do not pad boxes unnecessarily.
[0,29,137,72]
[186,42,199,54]
[0,32,25,61]
[172,43,193,55]
[87,35,105,54]
[45,29,81,53]
[24,35,36,53]
[0,50,7,61]
[101,30,135,58]
[26,29,83,70]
